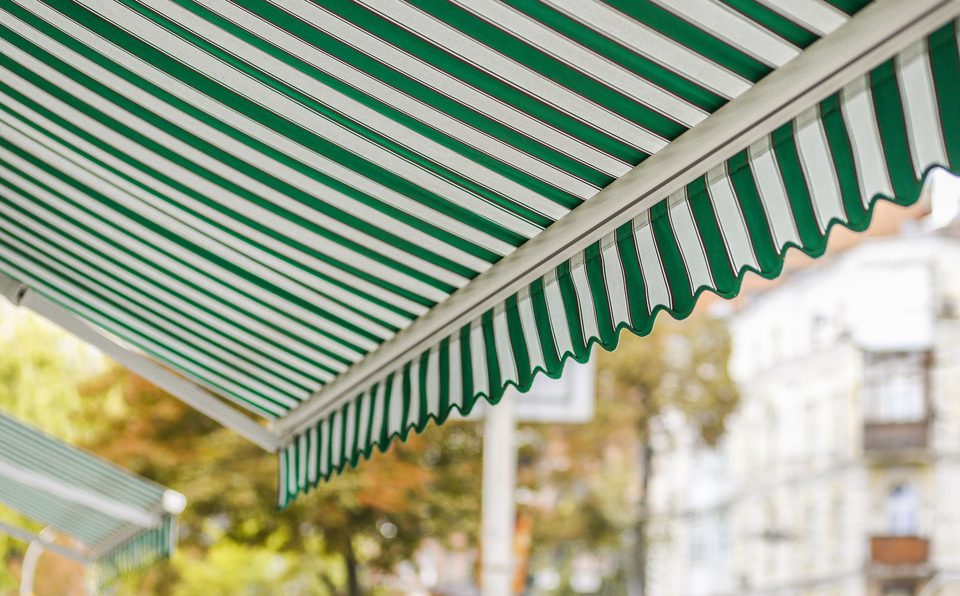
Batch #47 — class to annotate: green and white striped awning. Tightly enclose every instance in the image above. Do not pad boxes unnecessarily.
[0,0,957,505]
[0,412,183,581]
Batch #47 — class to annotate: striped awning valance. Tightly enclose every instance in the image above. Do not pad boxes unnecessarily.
[0,0,957,505]
[0,413,183,581]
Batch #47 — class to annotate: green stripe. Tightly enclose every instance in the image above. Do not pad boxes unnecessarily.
[727,151,779,272]
[650,201,694,314]
[458,325,476,413]
[481,310,503,401]
[770,123,824,251]
[583,242,617,347]
[819,94,868,228]
[720,0,818,48]
[686,178,736,293]
[504,295,533,389]
[555,262,588,359]
[606,0,771,82]
[870,59,919,201]
[615,222,651,331]
[928,22,960,168]
[529,278,562,373]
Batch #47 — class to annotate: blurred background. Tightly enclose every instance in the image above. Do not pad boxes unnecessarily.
[1,170,958,595]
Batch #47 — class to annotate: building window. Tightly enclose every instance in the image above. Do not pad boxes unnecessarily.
[887,484,918,536]
[862,352,927,423]
[689,509,729,565]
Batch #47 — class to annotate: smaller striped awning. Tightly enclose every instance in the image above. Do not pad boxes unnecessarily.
[0,412,184,582]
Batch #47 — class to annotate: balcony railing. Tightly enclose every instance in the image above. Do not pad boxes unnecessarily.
[863,420,929,453]
[870,536,929,566]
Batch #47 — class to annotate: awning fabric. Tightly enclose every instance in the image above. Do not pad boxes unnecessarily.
[0,413,180,581]
[0,0,956,506]
[278,23,960,504]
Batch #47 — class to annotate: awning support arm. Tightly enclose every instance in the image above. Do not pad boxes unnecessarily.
[0,273,281,451]
[0,521,89,565]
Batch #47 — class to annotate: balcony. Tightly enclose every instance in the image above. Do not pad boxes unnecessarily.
[871,536,929,565]
[863,420,930,453]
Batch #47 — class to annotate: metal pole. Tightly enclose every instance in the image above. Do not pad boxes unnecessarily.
[481,390,518,596]
[2,278,280,452]
[20,527,56,596]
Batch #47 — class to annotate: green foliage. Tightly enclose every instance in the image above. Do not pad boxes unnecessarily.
[0,303,737,595]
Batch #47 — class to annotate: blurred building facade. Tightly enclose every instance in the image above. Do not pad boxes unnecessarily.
[646,186,960,596]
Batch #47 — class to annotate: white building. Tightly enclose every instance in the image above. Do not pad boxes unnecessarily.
[646,176,960,596]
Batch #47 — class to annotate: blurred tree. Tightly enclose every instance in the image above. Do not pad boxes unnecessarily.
[76,366,484,596]
[518,314,738,595]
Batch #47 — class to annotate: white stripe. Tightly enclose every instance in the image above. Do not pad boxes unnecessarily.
[343,400,357,463]
[493,305,518,387]
[140,0,577,219]
[896,40,948,176]
[320,418,332,477]
[542,269,575,359]
[370,383,386,446]
[748,135,801,248]
[447,336,464,411]
[668,190,714,291]
[297,433,307,488]
[307,425,318,485]
[0,158,333,382]
[757,0,847,36]
[452,0,707,127]
[330,409,343,470]
[840,75,894,205]
[0,33,452,304]
[357,0,668,153]
[516,286,545,374]
[0,145,362,367]
[425,347,441,420]
[706,165,759,272]
[407,361,421,429]
[193,0,599,200]
[633,214,672,311]
[388,372,405,437]
[599,235,632,333]
[653,0,800,67]
[356,393,371,456]
[266,0,631,178]
[545,0,751,99]
[794,107,845,231]
[569,252,601,345]
[493,304,520,385]
[277,449,287,505]
[285,445,296,495]
[469,321,489,398]
[74,0,549,240]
